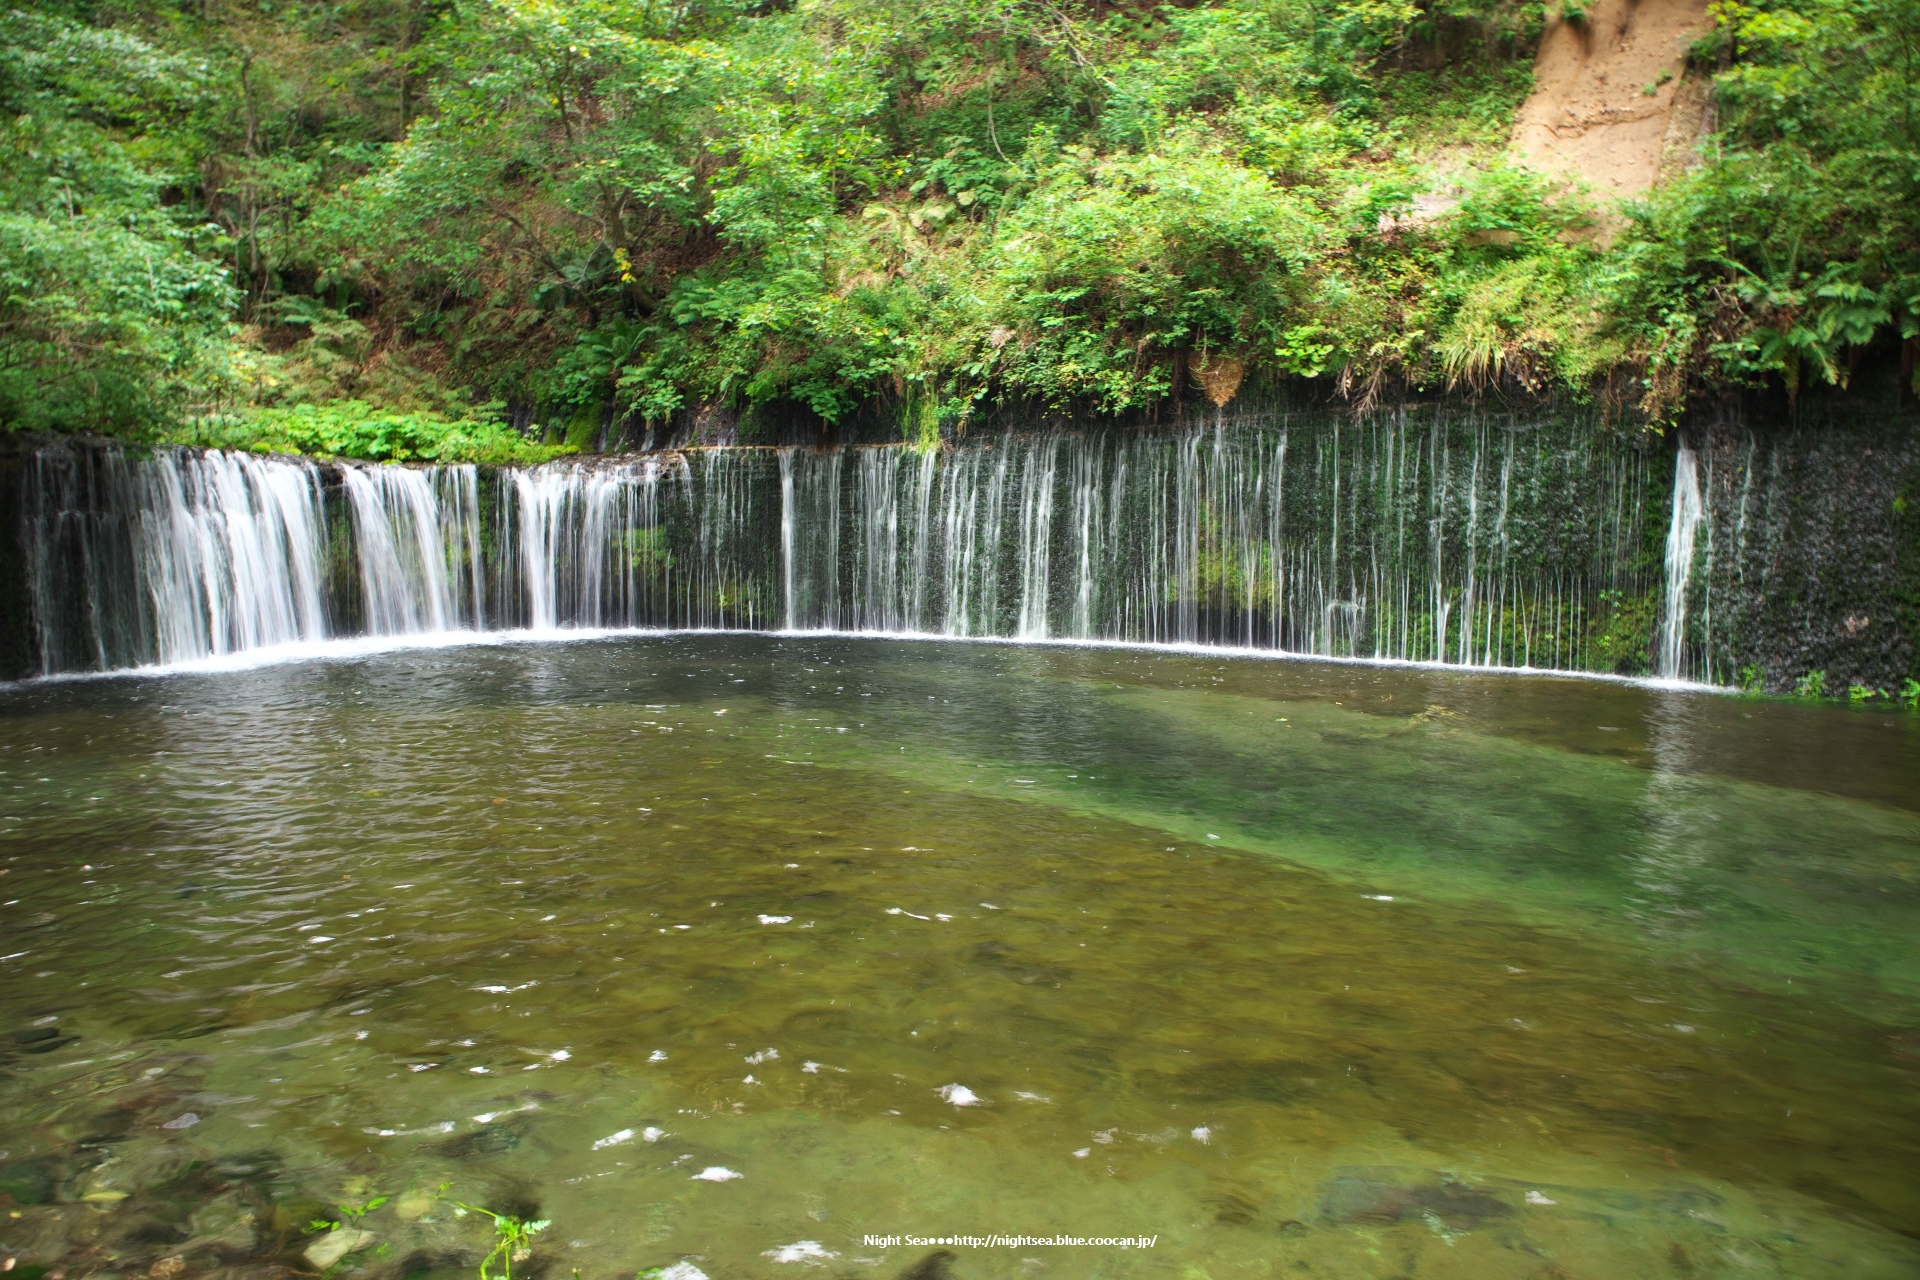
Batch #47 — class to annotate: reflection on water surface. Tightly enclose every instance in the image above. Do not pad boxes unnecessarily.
[1,636,1917,1279]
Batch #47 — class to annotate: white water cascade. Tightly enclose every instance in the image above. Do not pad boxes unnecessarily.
[17,410,1719,680]
[1656,443,1706,682]
[22,448,331,671]
[341,464,483,636]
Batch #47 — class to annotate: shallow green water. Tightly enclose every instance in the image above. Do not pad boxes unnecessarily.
[2,636,1918,1279]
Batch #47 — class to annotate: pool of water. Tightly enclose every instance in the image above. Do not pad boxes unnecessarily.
[1,635,1917,1279]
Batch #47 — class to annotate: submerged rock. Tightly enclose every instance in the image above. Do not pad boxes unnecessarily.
[1318,1169,1512,1229]
[435,1122,524,1158]
[0,1155,60,1205]
[303,1226,374,1269]
[6,1026,80,1056]
[184,1191,259,1257]
[899,1249,955,1280]
[392,1190,436,1221]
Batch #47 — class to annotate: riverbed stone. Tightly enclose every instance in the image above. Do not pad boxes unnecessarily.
[302,1227,373,1270]
[184,1193,257,1257]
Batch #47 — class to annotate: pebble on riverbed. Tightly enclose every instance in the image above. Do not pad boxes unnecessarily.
[302,1226,373,1270]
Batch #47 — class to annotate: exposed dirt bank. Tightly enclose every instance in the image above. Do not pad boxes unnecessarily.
[1513,0,1712,205]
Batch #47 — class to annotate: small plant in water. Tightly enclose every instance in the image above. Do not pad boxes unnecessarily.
[308,1193,389,1233]
[1902,678,1920,709]
[1795,669,1828,699]
[446,1195,551,1280]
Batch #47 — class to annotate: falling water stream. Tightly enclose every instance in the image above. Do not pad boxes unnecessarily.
[1657,443,1706,681]
[18,410,1712,681]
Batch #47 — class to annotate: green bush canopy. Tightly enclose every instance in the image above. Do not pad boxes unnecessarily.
[1,0,1915,455]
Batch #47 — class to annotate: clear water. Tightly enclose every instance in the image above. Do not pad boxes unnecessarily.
[1,636,1917,1279]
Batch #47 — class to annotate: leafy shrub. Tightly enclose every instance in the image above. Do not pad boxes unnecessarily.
[172,402,571,465]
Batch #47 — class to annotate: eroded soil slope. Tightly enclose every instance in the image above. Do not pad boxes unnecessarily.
[1513,0,1712,203]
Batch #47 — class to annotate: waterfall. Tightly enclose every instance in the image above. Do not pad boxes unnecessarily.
[1657,443,1704,681]
[140,451,330,663]
[773,417,1666,665]
[14,410,1698,680]
[22,447,330,672]
[1015,435,1060,639]
[513,467,570,631]
[342,465,467,636]
[779,452,796,627]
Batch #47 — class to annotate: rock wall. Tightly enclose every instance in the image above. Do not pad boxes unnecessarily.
[1690,400,1920,696]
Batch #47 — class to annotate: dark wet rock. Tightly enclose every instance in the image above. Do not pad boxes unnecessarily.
[1318,1169,1512,1229]
[1414,1183,1511,1225]
[266,1199,337,1257]
[0,1155,61,1204]
[19,1037,81,1056]
[184,1191,260,1258]
[202,1152,281,1189]
[395,1248,482,1280]
[77,1105,143,1145]
[4,1027,80,1057]
[479,1180,542,1225]
[965,941,1073,986]
[81,1144,198,1205]
[103,1211,193,1251]
[1319,1175,1420,1226]
[1651,1187,1725,1215]
[899,1249,955,1280]
[436,1122,525,1159]
[1202,1188,1262,1226]
[1163,1059,1322,1105]
[3,1200,79,1262]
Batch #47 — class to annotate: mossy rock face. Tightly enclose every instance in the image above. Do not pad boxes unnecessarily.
[1586,591,1657,676]
[564,409,601,451]
[1694,404,1920,696]
[1896,466,1920,688]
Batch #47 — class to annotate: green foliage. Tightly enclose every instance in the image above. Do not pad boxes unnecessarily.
[1795,668,1828,699]
[308,1193,390,1234]
[172,401,570,465]
[448,1199,551,1280]
[0,11,235,433]
[2,0,1913,434]
[1603,0,1920,420]
[989,133,1321,410]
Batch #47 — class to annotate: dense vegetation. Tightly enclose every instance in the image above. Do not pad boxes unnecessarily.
[1,0,1915,453]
